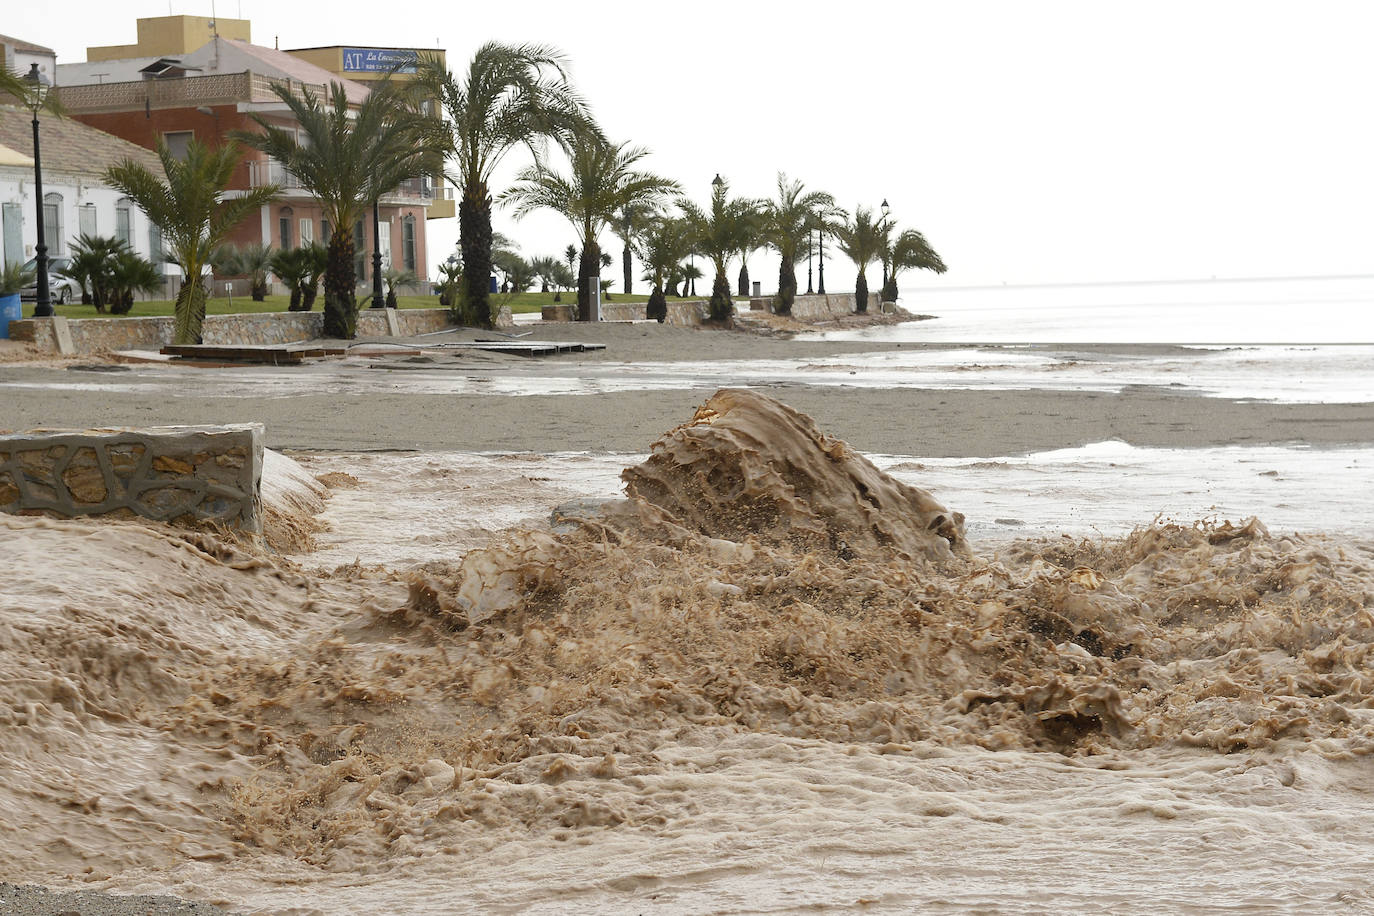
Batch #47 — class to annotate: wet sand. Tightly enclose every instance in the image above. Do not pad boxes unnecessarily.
[0,321,1371,455]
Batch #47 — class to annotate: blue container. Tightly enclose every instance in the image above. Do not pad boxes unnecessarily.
[489,275,498,294]
[0,293,20,339]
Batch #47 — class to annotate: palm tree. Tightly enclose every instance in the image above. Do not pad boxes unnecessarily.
[676,261,702,299]
[238,80,434,338]
[681,177,757,323]
[636,215,691,322]
[213,242,274,301]
[105,138,277,344]
[63,234,129,311]
[610,202,658,297]
[761,174,842,316]
[270,246,311,310]
[884,227,948,301]
[733,202,766,298]
[834,205,887,314]
[502,134,679,320]
[106,250,162,314]
[412,45,594,329]
[383,266,420,307]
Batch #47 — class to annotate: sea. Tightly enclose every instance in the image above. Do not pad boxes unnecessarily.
[2,276,1373,914]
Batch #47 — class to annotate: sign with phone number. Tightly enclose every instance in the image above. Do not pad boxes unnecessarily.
[342,48,419,73]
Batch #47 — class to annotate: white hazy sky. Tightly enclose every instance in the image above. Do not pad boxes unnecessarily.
[9,0,1374,289]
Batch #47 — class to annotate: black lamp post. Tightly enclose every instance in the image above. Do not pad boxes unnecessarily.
[24,64,53,318]
[879,198,891,290]
[817,213,826,296]
[806,226,814,295]
[370,200,385,308]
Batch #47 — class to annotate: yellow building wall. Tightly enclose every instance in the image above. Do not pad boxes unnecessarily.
[87,15,251,62]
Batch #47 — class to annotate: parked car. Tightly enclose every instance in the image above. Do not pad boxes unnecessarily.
[18,256,82,304]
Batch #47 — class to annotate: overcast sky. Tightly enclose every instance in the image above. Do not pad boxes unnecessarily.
[10,0,1374,289]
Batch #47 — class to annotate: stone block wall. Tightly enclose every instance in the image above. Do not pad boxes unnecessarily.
[745,292,879,320]
[8,306,511,355]
[0,425,264,534]
[542,300,709,327]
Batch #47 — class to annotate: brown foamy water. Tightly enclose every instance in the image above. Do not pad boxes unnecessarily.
[2,390,1372,914]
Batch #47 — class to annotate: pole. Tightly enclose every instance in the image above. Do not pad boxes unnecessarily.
[370,201,385,307]
[817,226,826,296]
[31,112,53,317]
[806,227,814,295]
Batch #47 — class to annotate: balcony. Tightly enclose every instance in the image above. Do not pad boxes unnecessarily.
[248,159,306,191]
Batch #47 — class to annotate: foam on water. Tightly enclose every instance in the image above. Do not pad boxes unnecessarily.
[2,391,1373,913]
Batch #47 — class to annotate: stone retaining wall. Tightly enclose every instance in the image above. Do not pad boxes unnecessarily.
[746,292,879,319]
[542,299,710,326]
[0,424,264,534]
[8,306,512,355]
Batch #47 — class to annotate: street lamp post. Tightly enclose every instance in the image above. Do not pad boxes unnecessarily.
[23,64,53,318]
[806,226,814,295]
[370,201,385,308]
[817,215,826,296]
[879,198,891,292]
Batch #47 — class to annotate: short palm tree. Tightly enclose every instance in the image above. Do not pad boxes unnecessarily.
[105,138,278,344]
[610,202,658,297]
[502,134,678,320]
[270,245,327,311]
[883,228,948,301]
[528,255,562,293]
[383,266,419,307]
[636,215,692,322]
[412,45,594,329]
[64,234,129,311]
[213,242,274,301]
[834,205,887,314]
[762,173,842,315]
[238,80,435,338]
[681,177,757,322]
[106,250,162,314]
[733,202,766,298]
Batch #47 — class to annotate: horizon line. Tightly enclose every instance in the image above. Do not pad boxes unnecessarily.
[917,272,1374,293]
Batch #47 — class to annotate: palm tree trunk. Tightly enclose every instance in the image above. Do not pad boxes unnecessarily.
[647,283,667,322]
[854,270,869,314]
[288,285,304,311]
[303,283,319,311]
[737,262,750,298]
[460,184,494,328]
[251,276,268,302]
[708,268,733,323]
[622,241,633,297]
[323,229,358,338]
[776,256,797,315]
[172,276,207,345]
[577,241,600,321]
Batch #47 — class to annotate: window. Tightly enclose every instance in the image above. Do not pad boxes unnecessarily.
[44,193,63,256]
[115,198,133,247]
[163,131,194,161]
[321,220,331,244]
[299,218,313,246]
[278,207,294,250]
[402,215,416,271]
[78,204,97,239]
[378,220,391,270]
[148,223,164,264]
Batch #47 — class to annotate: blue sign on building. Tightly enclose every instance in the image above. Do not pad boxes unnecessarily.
[341,48,419,74]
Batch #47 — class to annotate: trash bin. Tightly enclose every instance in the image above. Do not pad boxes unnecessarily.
[489,275,498,294]
[0,293,20,339]
[751,281,761,297]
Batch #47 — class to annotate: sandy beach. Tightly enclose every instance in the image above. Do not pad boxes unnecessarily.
[2,321,1372,456]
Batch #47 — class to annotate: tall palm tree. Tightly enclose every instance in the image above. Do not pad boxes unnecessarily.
[834,205,887,314]
[636,215,692,322]
[502,135,679,320]
[884,227,948,301]
[681,177,757,323]
[610,202,658,297]
[412,45,594,329]
[762,173,842,316]
[238,80,434,338]
[105,138,277,344]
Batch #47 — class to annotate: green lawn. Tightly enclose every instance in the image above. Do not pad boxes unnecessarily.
[24,290,703,319]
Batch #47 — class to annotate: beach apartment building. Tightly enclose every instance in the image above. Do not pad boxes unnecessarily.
[56,15,449,292]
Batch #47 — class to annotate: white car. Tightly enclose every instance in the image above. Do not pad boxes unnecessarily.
[19,256,82,305]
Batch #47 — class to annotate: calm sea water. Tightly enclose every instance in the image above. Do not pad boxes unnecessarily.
[841,274,1374,344]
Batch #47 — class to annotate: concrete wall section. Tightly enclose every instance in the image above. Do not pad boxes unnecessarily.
[746,292,880,320]
[0,424,264,534]
[543,299,710,327]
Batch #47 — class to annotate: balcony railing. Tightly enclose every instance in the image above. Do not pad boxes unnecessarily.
[393,177,435,201]
[248,159,305,190]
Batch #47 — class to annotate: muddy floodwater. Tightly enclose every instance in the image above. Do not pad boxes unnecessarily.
[3,387,1373,914]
